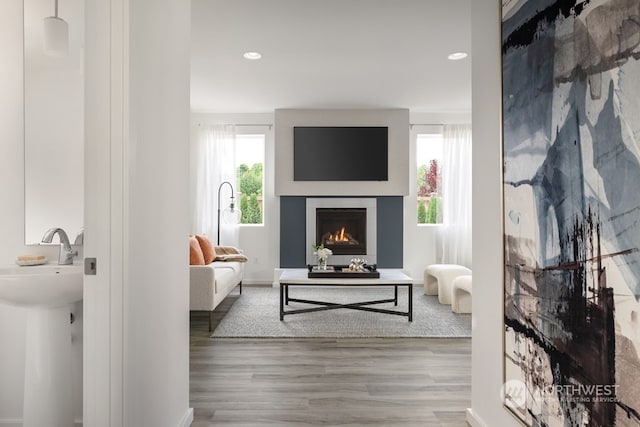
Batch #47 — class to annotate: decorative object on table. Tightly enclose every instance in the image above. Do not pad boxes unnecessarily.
[347,258,367,272]
[217,181,241,245]
[307,264,379,279]
[502,1,640,426]
[312,243,332,270]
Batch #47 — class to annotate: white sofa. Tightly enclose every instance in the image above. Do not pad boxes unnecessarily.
[190,261,244,331]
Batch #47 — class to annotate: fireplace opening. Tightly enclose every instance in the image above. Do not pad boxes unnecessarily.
[316,208,367,255]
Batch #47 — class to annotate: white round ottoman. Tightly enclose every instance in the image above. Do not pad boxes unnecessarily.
[423,264,472,304]
[452,275,472,313]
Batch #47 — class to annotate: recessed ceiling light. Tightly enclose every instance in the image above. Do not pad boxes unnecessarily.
[448,52,468,61]
[243,51,262,60]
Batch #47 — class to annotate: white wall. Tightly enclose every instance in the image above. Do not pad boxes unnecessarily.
[275,109,410,196]
[468,1,519,426]
[0,2,28,417]
[124,0,191,425]
[0,1,82,423]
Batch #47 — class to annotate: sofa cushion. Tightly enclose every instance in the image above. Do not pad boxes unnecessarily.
[189,236,205,265]
[195,234,216,264]
[209,260,242,274]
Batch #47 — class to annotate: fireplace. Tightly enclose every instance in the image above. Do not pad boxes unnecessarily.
[316,208,366,255]
[306,198,377,265]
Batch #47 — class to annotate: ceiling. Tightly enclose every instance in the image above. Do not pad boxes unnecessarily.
[191,0,471,114]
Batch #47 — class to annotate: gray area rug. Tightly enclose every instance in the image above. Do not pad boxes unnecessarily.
[212,286,471,338]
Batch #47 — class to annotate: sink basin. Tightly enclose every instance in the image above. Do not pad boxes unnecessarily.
[0,264,82,308]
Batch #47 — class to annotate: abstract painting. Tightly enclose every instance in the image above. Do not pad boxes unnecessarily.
[502,1,640,425]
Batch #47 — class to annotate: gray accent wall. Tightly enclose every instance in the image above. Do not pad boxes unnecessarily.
[376,196,403,267]
[280,196,403,268]
[279,196,307,268]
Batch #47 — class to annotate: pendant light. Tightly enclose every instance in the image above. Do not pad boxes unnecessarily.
[44,0,68,55]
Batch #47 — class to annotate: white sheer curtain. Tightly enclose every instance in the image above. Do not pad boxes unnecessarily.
[191,124,240,246]
[440,124,472,267]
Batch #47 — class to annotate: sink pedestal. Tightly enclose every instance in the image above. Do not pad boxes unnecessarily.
[23,305,74,427]
[0,264,82,426]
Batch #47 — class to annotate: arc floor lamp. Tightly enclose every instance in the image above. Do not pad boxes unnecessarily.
[217,181,241,245]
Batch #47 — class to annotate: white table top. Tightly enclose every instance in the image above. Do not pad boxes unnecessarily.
[279,268,413,285]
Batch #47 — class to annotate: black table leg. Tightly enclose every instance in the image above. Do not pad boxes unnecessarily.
[408,284,413,322]
[285,284,289,305]
[280,284,284,321]
[394,285,398,306]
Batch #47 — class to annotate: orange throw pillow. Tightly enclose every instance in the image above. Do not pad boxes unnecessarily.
[195,234,216,264]
[189,236,205,265]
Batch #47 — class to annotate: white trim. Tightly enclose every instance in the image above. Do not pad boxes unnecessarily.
[305,198,377,265]
[0,420,83,427]
[466,408,489,427]
[178,408,194,427]
[83,0,127,425]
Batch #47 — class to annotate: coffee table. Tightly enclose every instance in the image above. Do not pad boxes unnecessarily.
[278,269,413,321]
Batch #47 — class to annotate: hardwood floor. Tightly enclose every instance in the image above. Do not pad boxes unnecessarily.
[190,289,471,426]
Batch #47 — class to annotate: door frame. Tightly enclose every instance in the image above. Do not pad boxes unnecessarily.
[83,0,127,424]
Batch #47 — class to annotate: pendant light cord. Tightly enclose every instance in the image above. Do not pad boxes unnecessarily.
[54,0,59,17]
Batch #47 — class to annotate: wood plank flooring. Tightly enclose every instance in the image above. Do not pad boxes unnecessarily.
[190,289,471,426]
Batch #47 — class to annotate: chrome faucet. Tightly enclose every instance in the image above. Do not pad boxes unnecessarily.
[41,228,78,265]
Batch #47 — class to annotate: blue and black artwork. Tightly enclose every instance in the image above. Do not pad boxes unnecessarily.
[502,0,640,426]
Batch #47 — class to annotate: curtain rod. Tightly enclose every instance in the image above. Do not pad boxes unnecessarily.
[197,123,272,128]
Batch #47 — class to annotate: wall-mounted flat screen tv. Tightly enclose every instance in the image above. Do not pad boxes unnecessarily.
[293,126,388,181]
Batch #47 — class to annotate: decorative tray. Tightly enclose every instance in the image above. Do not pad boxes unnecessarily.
[307,265,380,279]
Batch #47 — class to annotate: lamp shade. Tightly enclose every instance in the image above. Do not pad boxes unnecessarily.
[222,206,242,224]
[44,16,68,55]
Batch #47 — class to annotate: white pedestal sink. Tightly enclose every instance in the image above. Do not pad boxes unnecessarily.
[0,264,82,427]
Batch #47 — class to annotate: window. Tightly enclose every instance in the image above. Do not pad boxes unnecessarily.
[416,133,443,224]
[235,133,265,225]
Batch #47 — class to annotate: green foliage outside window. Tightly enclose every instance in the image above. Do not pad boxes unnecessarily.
[426,196,441,224]
[241,194,262,224]
[237,162,263,224]
[417,197,442,224]
[417,200,427,224]
[417,159,442,224]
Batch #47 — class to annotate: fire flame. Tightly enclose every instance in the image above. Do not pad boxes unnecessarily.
[334,227,349,242]
[324,227,358,245]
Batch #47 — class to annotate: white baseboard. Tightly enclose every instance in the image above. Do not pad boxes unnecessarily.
[466,408,488,427]
[0,419,82,426]
[178,408,194,427]
[3,411,189,427]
